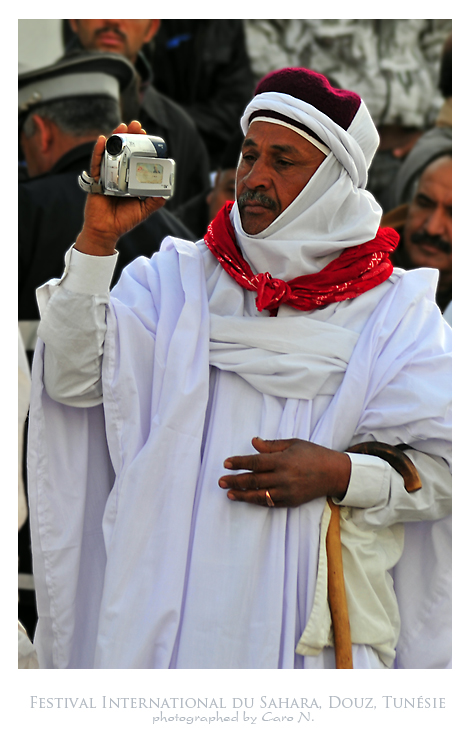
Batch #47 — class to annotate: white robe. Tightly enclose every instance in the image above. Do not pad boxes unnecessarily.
[28,238,451,669]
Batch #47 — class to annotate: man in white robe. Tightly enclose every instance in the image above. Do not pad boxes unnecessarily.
[28,68,451,670]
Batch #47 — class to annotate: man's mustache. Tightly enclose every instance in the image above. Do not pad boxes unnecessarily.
[95,25,127,42]
[410,230,452,255]
[238,190,277,211]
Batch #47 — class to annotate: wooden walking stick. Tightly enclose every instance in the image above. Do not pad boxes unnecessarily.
[326,442,422,669]
[326,496,353,668]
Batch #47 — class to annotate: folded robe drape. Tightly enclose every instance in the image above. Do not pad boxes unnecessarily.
[28,238,451,669]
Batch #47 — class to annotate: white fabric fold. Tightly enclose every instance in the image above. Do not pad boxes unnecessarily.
[241,92,377,186]
[209,314,359,399]
[297,504,404,668]
[250,115,332,156]
[28,239,451,669]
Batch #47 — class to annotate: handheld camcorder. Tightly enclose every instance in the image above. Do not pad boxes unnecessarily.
[79,133,176,199]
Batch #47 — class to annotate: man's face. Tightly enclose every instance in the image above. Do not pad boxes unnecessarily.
[69,20,160,63]
[403,156,452,277]
[236,121,326,235]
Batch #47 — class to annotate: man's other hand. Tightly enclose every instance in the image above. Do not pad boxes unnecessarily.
[219,437,351,508]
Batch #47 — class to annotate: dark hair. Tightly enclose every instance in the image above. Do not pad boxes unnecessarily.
[438,34,452,99]
[22,96,121,138]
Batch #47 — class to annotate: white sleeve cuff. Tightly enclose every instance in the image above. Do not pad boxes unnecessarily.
[63,246,118,295]
[334,452,391,508]
[36,246,119,317]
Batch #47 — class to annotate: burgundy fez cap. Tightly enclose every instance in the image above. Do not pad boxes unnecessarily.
[251,67,362,135]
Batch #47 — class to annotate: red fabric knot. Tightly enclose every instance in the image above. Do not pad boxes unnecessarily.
[252,272,294,313]
[204,202,399,313]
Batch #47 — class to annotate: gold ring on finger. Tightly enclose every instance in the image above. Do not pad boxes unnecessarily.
[265,490,275,508]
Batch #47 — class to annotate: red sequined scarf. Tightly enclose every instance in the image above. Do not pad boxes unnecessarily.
[204,202,399,314]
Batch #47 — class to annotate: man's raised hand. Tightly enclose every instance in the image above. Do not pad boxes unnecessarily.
[75,121,166,256]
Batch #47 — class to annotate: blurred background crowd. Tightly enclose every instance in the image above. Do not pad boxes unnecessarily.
[18,18,452,666]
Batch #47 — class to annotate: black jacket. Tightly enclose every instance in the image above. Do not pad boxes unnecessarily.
[150,20,254,169]
[62,39,211,211]
[19,141,195,322]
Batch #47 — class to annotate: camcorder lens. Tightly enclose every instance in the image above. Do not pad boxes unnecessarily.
[106,135,124,156]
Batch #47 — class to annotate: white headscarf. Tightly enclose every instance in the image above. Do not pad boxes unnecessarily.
[231,91,383,281]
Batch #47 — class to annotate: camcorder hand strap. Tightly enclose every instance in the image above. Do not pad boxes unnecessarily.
[78,171,104,195]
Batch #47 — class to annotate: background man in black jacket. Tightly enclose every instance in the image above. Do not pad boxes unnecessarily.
[19,52,195,340]
[149,20,254,169]
[65,19,211,210]
[18,53,195,637]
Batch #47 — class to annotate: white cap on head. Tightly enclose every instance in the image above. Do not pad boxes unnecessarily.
[18,51,135,121]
